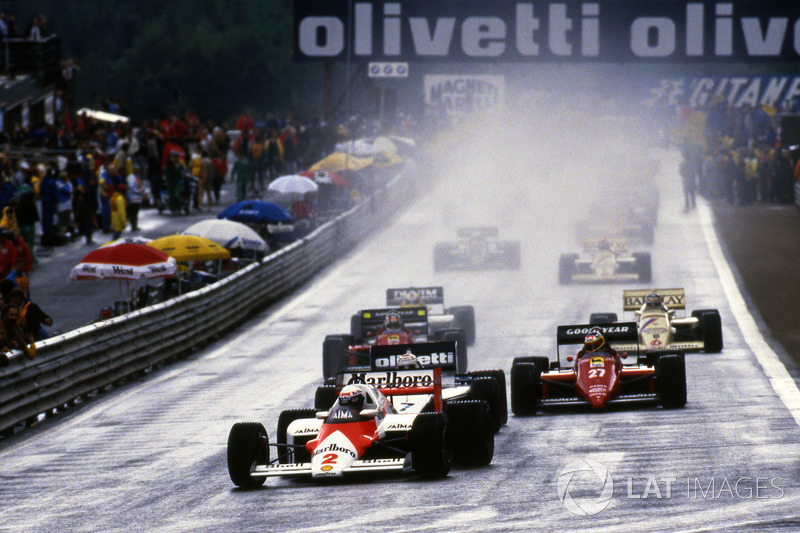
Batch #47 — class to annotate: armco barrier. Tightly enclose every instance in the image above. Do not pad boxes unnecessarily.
[0,169,414,435]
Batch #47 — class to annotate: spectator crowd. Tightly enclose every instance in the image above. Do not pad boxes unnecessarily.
[677,98,797,211]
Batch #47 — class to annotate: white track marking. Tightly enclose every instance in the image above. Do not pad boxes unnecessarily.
[699,200,800,427]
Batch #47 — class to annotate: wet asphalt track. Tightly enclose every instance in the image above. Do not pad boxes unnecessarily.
[1,148,799,532]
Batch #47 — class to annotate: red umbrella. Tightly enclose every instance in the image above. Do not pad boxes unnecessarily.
[70,243,177,280]
[299,169,349,188]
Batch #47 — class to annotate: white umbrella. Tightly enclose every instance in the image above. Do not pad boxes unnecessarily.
[182,219,267,252]
[268,174,320,195]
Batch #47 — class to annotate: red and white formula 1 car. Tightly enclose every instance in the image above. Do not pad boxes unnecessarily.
[510,322,686,415]
[227,347,501,488]
[589,288,723,353]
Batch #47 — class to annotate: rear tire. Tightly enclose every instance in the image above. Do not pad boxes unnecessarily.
[314,385,338,410]
[410,413,452,478]
[446,400,494,466]
[433,243,451,272]
[227,421,268,488]
[322,335,351,381]
[441,328,468,373]
[449,305,476,346]
[633,252,652,283]
[511,362,541,416]
[276,409,317,464]
[657,353,687,408]
[589,312,618,325]
[468,369,508,426]
[466,376,503,433]
[559,254,577,284]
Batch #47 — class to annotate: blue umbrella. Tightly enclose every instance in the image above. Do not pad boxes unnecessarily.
[217,200,294,225]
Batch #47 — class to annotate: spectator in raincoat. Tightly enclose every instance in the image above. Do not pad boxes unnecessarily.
[110,184,127,240]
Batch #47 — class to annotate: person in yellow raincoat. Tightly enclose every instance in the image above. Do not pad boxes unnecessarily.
[110,184,127,240]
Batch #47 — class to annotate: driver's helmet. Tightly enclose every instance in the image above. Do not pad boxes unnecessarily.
[397,351,423,369]
[644,292,664,310]
[383,311,403,331]
[584,329,607,353]
[403,290,422,306]
[597,238,612,251]
[338,385,366,410]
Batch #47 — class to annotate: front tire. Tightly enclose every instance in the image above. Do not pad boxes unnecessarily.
[410,412,453,478]
[511,361,542,416]
[227,421,268,488]
[657,353,687,408]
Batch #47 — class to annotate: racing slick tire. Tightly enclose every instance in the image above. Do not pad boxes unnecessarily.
[633,252,652,283]
[314,385,338,410]
[512,356,550,373]
[504,241,521,270]
[468,369,508,425]
[349,314,362,342]
[410,412,453,478]
[656,353,687,408]
[589,313,618,325]
[322,335,352,381]
[433,243,452,272]
[466,376,503,433]
[511,362,542,416]
[449,305,476,346]
[277,408,317,464]
[445,400,494,466]
[558,254,578,285]
[441,328,468,373]
[692,309,723,353]
[227,421,268,488]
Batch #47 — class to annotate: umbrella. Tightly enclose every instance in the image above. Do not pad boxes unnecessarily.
[70,243,177,281]
[371,136,399,154]
[268,174,320,195]
[148,234,231,262]
[298,169,349,188]
[309,152,373,172]
[182,219,267,252]
[335,138,379,157]
[101,236,153,247]
[217,200,294,225]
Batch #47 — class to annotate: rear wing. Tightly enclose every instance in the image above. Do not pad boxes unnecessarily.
[368,341,458,371]
[623,288,686,311]
[386,287,445,307]
[358,306,428,341]
[457,226,498,238]
[338,367,443,412]
[556,322,640,366]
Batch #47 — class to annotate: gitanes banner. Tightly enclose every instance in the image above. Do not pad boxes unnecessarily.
[645,75,800,108]
[294,1,800,63]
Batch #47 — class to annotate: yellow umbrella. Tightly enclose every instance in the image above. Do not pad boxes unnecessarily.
[310,151,373,172]
[147,234,231,262]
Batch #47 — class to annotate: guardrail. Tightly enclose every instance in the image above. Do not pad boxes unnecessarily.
[0,168,415,435]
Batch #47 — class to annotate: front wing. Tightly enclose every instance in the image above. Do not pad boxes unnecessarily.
[252,457,407,478]
[613,340,705,353]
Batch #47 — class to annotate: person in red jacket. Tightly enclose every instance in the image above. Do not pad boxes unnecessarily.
[0,230,18,279]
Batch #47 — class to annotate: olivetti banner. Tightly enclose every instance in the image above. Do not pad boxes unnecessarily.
[294,1,800,63]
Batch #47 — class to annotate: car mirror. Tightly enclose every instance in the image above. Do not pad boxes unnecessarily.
[316,411,328,419]
[620,352,628,359]
[359,409,378,418]
[566,356,574,362]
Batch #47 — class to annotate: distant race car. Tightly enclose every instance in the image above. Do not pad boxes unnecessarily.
[575,200,656,245]
[558,238,651,284]
[384,286,476,345]
[227,346,505,488]
[434,227,520,271]
[588,288,723,353]
[510,322,687,415]
[323,306,468,381]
